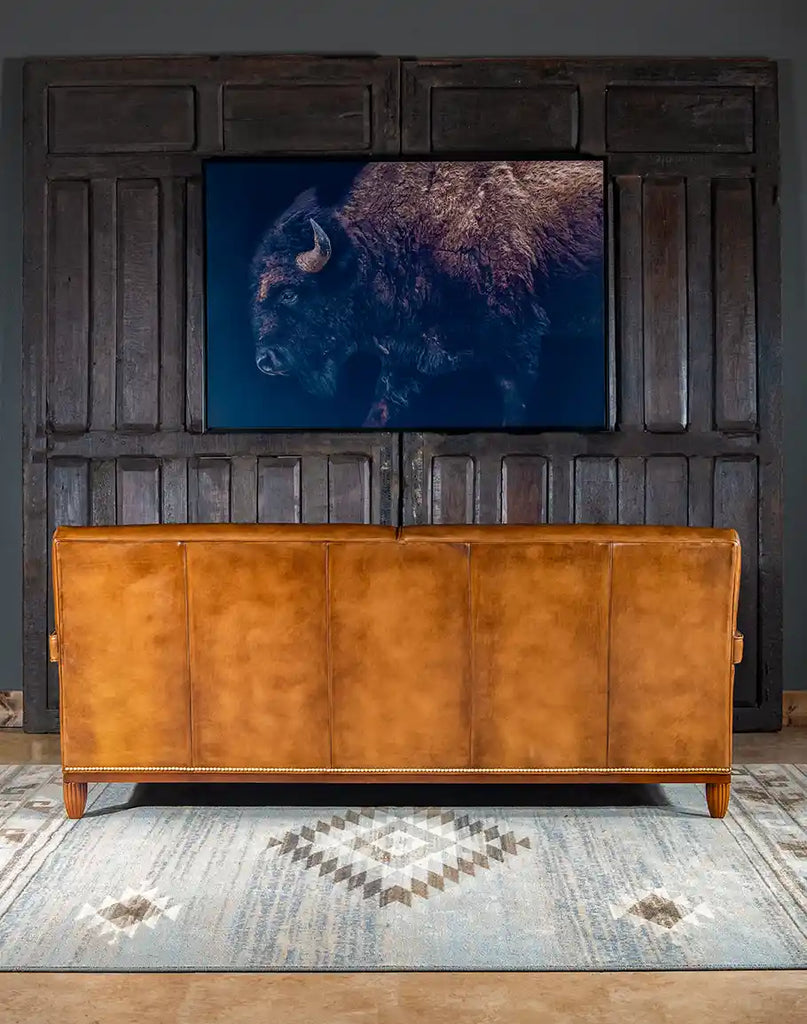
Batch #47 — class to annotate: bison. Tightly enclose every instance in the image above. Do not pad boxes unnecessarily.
[249,160,603,427]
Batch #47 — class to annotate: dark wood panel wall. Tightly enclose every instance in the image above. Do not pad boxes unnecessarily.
[22,56,781,732]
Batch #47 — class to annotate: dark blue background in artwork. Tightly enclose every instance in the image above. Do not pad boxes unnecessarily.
[204,159,606,430]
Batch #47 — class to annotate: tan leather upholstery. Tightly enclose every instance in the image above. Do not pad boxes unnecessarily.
[187,542,331,769]
[608,541,737,769]
[472,541,611,768]
[52,523,741,817]
[55,538,191,769]
[330,541,472,768]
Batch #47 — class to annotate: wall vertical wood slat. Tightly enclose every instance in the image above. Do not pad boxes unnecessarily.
[616,457,644,525]
[190,457,232,524]
[645,456,688,526]
[615,176,644,430]
[117,458,161,525]
[642,179,688,432]
[116,180,160,430]
[161,458,188,524]
[185,177,205,434]
[90,459,117,526]
[258,457,302,524]
[230,455,258,524]
[574,457,618,525]
[714,179,758,431]
[501,456,548,525]
[159,178,186,431]
[47,182,90,432]
[89,179,117,431]
[328,456,371,524]
[686,177,714,433]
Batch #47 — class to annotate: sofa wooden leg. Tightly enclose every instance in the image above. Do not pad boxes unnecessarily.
[63,781,88,819]
[706,780,730,819]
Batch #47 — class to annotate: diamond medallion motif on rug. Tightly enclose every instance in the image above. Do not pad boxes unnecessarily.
[76,885,182,945]
[267,807,531,907]
[609,883,715,943]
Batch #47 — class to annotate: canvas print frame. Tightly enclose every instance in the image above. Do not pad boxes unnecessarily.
[203,156,608,432]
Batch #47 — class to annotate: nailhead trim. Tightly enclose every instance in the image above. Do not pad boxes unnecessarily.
[64,765,732,774]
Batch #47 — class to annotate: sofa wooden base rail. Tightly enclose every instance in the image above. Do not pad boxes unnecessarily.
[50,524,743,820]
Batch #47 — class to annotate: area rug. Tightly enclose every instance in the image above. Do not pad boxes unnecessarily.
[0,764,805,971]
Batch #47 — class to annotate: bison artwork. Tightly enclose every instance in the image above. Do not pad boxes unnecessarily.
[204,159,605,431]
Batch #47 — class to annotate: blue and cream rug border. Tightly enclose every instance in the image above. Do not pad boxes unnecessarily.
[0,764,805,971]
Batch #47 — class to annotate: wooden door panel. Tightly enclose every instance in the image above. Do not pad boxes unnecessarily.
[223,85,372,152]
[186,542,330,768]
[23,57,781,736]
[605,87,754,153]
[429,85,579,152]
[431,456,475,524]
[55,540,190,768]
[402,61,583,154]
[48,85,196,153]
[330,541,471,768]
[471,542,610,768]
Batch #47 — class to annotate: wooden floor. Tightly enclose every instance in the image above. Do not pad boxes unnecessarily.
[1,728,806,1024]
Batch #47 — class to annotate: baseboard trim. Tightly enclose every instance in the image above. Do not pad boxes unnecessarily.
[783,690,807,727]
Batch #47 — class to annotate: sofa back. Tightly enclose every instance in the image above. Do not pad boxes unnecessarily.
[52,524,741,773]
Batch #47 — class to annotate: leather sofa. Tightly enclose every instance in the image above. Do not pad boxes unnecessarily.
[50,523,743,819]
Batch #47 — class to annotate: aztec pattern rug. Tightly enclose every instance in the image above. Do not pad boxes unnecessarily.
[0,764,805,971]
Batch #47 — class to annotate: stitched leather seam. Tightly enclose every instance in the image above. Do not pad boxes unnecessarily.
[63,766,733,774]
[182,542,194,769]
[605,541,614,768]
[325,542,333,769]
[466,542,474,768]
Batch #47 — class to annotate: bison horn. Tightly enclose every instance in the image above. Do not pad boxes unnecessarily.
[295,218,332,273]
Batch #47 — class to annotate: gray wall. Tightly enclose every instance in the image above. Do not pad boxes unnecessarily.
[1,0,805,704]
